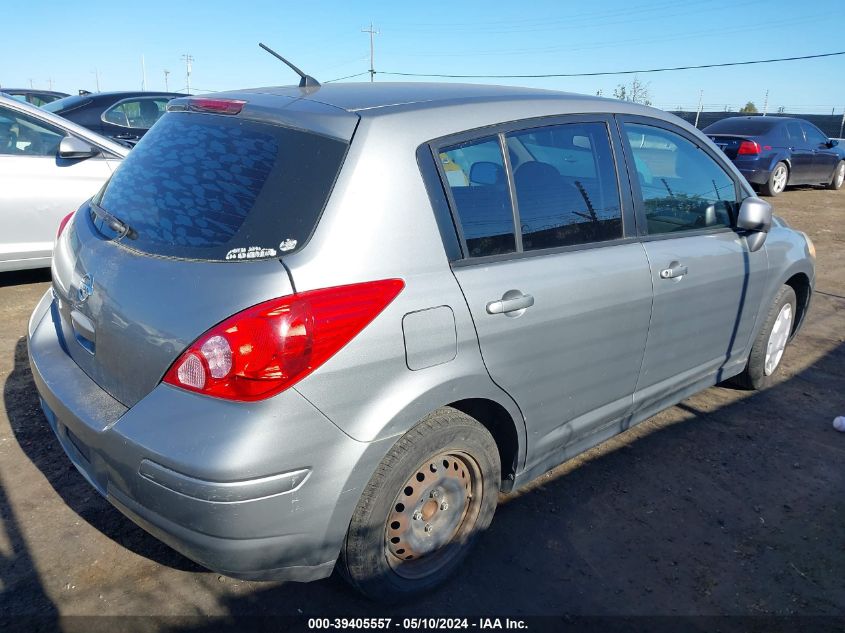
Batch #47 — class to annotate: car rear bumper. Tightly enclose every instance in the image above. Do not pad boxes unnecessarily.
[27,289,386,581]
[737,167,770,185]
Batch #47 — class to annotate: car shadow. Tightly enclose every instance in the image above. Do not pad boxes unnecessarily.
[4,336,203,573]
[5,332,844,621]
[0,268,51,288]
[168,340,844,623]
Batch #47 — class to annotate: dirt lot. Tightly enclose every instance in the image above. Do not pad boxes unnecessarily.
[0,187,843,625]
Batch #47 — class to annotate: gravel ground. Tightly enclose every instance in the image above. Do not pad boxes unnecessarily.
[0,187,843,626]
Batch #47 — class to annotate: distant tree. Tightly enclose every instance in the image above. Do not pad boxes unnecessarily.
[740,101,758,113]
[777,106,786,114]
[612,76,652,106]
[595,89,603,97]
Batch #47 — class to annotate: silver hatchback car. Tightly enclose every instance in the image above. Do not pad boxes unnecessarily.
[28,83,814,600]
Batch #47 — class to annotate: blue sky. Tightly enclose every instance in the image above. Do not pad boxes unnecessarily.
[3,0,843,114]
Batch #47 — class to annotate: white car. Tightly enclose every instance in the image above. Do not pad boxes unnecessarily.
[0,94,128,272]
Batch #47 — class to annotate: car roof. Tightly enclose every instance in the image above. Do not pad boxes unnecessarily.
[204,82,674,140]
[233,82,570,113]
[84,91,186,99]
[1,88,70,97]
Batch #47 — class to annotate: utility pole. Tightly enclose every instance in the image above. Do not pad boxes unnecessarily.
[839,108,844,139]
[28,78,34,89]
[141,55,147,91]
[762,89,769,116]
[164,69,170,92]
[182,54,194,94]
[92,68,101,91]
[47,78,53,90]
[694,89,703,128]
[361,22,379,82]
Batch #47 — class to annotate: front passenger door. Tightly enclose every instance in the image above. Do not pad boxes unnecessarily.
[620,118,768,414]
[437,118,653,469]
[801,122,839,182]
[0,105,116,268]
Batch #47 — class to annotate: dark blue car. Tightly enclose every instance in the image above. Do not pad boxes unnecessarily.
[43,91,186,146]
[703,116,845,196]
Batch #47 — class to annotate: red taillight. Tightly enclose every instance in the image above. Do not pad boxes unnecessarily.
[56,211,75,240]
[737,140,761,155]
[183,98,246,115]
[163,279,404,401]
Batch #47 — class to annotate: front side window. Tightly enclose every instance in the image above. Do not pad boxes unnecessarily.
[0,105,64,156]
[439,137,516,257]
[624,123,738,235]
[801,123,828,147]
[506,122,622,250]
[103,98,170,129]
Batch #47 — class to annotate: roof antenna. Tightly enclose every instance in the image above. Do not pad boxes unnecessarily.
[259,43,320,88]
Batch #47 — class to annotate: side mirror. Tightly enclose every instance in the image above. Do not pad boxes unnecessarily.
[737,197,773,252]
[58,136,100,159]
[469,161,503,186]
[828,139,839,148]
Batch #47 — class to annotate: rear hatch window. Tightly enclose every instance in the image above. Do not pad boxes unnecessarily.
[91,111,348,260]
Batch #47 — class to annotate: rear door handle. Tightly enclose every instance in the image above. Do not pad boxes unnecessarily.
[486,292,535,315]
[659,264,688,279]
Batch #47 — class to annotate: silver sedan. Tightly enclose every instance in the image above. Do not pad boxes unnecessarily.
[0,94,127,272]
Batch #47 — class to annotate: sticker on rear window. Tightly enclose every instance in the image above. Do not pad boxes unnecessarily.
[279,238,297,252]
[225,246,278,261]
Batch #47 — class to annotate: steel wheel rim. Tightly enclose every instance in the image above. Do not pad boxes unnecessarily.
[835,164,844,188]
[772,165,787,193]
[765,303,793,375]
[384,450,483,580]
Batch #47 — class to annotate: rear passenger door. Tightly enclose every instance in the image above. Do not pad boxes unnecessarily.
[619,117,768,414]
[784,121,814,183]
[433,116,653,467]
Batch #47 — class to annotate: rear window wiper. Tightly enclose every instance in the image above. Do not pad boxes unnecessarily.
[91,203,138,240]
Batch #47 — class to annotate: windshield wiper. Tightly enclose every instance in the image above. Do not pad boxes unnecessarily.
[91,203,138,240]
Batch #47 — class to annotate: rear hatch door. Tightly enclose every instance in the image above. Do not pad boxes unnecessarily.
[51,99,356,408]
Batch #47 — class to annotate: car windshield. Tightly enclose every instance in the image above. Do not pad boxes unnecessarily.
[91,112,348,261]
[704,118,780,135]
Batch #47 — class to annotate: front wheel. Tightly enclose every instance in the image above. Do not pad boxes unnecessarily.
[733,285,797,390]
[761,162,789,196]
[826,160,845,190]
[340,408,500,601]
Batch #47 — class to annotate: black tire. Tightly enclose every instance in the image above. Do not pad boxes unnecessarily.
[760,161,789,197]
[732,285,797,390]
[825,160,845,190]
[340,407,500,601]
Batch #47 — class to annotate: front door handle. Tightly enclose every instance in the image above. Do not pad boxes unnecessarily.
[659,264,688,279]
[486,292,535,315]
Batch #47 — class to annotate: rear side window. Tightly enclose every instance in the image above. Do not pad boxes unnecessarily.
[439,137,516,257]
[506,122,622,250]
[785,122,804,144]
[102,98,170,129]
[624,123,738,235]
[93,112,348,260]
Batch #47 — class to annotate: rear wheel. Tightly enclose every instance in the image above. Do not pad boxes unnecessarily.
[761,162,788,196]
[826,160,845,190]
[733,285,796,390]
[340,408,500,601]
